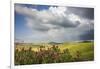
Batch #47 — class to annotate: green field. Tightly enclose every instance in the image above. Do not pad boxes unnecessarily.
[59,42,94,60]
[15,41,94,65]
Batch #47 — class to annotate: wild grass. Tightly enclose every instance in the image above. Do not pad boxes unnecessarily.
[15,41,94,65]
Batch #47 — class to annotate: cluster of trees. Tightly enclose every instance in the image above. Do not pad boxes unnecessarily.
[15,45,82,65]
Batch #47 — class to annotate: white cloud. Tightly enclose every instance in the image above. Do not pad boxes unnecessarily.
[68,13,81,22]
[49,6,67,17]
[15,5,37,17]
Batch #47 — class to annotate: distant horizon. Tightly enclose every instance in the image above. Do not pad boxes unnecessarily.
[15,4,94,43]
[15,39,94,44]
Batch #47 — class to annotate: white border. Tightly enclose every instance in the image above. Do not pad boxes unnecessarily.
[11,0,95,69]
[11,1,14,69]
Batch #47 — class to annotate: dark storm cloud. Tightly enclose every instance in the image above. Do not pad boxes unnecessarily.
[79,29,94,40]
[49,18,80,28]
[58,21,80,28]
[32,24,50,32]
[68,7,94,20]
[59,20,80,28]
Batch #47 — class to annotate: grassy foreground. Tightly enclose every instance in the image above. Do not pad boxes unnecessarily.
[15,41,94,65]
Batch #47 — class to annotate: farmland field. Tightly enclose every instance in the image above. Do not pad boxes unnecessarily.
[15,41,94,65]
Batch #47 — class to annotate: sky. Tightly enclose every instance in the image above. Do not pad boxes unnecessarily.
[15,3,94,43]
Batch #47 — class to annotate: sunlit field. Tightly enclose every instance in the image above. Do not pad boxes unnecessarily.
[15,41,94,65]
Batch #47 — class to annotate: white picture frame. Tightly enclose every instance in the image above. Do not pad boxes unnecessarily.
[10,0,95,69]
